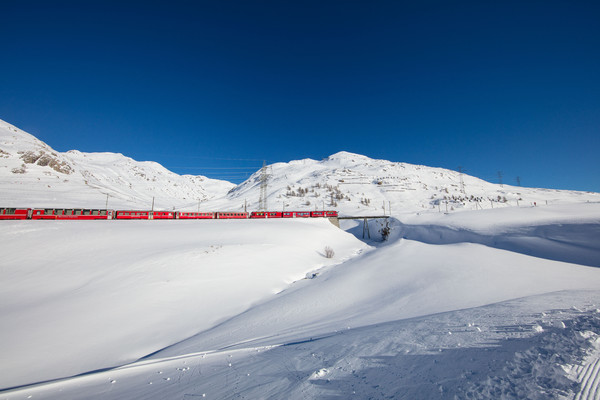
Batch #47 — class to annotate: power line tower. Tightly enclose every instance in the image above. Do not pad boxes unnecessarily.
[258,160,269,211]
[497,171,504,188]
[457,166,466,194]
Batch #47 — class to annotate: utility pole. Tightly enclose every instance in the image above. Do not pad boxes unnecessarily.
[105,194,109,209]
[151,197,155,211]
[244,199,247,213]
[497,171,504,188]
[516,176,521,186]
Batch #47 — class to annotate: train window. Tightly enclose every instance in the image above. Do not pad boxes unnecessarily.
[45,209,53,214]
[92,210,99,215]
[100,210,106,215]
[75,210,82,215]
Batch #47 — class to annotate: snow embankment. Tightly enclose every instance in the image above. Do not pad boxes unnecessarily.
[396,203,600,267]
[0,218,367,390]
[156,223,600,357]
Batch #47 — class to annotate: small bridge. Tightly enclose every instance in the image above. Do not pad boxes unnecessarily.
[330,215,390,238]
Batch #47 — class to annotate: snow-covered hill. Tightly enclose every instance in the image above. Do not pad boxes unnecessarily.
[0,119,234,209]
[215,150,600,215]
[2,118,598,214]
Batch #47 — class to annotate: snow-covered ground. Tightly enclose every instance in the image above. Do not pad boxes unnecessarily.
[2,118,600,399]
[1,204,600,399]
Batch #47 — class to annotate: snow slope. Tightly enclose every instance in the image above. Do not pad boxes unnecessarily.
[0,119,234,210]
[213,150,600,216]
[1,204,600,399]
[0,218,366,389]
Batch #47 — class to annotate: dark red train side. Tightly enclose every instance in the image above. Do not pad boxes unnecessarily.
[250,210,337,219]
[178,212,214,219]
[216,212,248,219]
[1,208,337,221]
[31,209,114,220]
[0,208,32,220]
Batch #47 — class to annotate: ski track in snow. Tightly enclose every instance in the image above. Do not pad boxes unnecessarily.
[573,349,600,400]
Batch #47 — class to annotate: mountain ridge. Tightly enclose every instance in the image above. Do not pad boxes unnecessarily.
[1,118,598,214]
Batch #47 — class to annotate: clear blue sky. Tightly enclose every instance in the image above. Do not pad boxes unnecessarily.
[1,1,599,191]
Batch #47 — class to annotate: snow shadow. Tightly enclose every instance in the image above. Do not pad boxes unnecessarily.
[339,218,391,245]
[396,222,600,267]
[245,299,600,400]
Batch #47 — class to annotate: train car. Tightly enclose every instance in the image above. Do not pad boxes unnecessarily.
[115,210,151,220]
[153,211,176,219]
[282,211,316,218]
[177,212,215,219]
[310,211,325,217]
[216,212,248,219]
[249,211,283,218]
[31,209,114,220]
[325,210,338,217]
[0,208,32,220]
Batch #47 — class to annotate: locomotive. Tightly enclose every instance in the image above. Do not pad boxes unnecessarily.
[0,207,338,220]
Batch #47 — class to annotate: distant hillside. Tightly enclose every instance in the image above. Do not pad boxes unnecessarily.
[1,118,598,213]
[0,119,235,209]
[206,151,600,215]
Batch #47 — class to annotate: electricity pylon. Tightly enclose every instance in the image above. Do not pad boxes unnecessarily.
[258,160,269,211]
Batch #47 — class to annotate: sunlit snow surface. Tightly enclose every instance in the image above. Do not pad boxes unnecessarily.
[2,119,600,399]
[1,204,600,399]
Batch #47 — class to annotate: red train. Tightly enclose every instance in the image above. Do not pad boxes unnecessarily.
[0,208,338,221]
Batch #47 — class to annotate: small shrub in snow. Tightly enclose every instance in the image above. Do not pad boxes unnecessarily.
[324,246,334,258]
[380,221,391,241]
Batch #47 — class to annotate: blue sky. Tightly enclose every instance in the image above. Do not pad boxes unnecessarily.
[1,1,599,191]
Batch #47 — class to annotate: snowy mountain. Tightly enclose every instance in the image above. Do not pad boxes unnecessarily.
[215,150,600,215]
[0,119,235,209]
[1,119,598,213]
